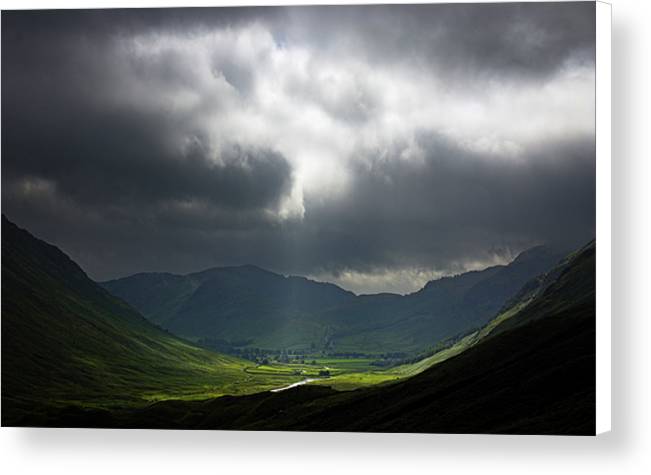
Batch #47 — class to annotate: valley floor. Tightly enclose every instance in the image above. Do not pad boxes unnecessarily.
[12,297,595,435]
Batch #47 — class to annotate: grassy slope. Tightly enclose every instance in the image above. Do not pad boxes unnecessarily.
[97,272,200,327]
[1,216,304,426]
[309,331,480,391]
[80,241,594,434]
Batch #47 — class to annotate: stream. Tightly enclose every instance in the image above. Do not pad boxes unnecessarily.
[270,378,320,393]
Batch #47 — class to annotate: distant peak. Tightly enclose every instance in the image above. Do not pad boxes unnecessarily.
[236,264,268,272]
[225,264,278,276]
[191,263,280,279]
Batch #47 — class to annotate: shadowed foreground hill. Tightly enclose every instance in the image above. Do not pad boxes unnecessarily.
[89,242,595,434]
[1,216,302,427]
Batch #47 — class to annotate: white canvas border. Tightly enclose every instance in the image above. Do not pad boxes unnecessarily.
[595,0,612,435]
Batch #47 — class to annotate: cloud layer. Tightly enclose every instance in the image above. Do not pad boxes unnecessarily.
[1,4,596,294]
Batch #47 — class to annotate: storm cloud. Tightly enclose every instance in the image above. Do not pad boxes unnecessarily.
[1,3,596,294]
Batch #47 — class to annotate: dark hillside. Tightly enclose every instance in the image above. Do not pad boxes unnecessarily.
[1,216,296,426]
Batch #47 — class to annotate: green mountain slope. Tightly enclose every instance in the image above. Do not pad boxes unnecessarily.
[103,246,562,355]
[90,241,595,434]
[1,216,302,426]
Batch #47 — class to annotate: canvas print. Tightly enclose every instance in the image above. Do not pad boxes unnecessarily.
[1,2,597,434]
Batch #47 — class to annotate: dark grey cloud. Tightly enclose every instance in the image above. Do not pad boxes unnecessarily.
[282,2,595,84]
[2,11,293,211]
[1,3,596,293]
[2,3,595,82]
[2,100,292,209]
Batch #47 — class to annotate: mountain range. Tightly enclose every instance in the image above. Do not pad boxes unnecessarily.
[102,246,563,355]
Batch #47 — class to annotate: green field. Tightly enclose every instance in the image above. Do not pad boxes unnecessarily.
[307,344,471,390]
[305,301,534,391]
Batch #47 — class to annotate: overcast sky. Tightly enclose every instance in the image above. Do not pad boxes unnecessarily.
[1,3,596,294]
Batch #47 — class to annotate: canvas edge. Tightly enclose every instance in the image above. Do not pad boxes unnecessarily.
[595,0,612,436]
